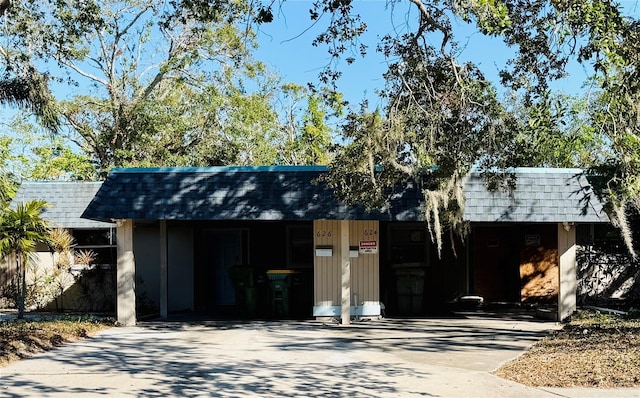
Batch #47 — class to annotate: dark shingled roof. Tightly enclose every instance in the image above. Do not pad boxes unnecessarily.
[11,182,114,229]
[81,166,608,223]
[463,168,608,223]
[82,166,424,222]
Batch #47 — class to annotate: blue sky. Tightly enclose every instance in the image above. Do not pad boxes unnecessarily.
[254,1,407,109]
[252,0,592,109]
[0,0,609,136]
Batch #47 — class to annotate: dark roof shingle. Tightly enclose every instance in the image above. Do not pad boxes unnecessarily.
[81,166,608,223]
[82,166,424,222]
[11,182,114,229]
[463,168,607,223]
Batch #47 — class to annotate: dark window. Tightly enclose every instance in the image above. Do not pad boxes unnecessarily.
[577,223,624,251]
[287,225,313,268]
[72,228,116,267]
[389,227,427,263]
[74,229,114,246]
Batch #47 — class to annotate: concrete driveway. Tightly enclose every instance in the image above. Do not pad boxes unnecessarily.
[1,312,639,397]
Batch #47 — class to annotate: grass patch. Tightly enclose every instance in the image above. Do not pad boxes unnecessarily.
[0,315,115,367]
[495,310,640,387]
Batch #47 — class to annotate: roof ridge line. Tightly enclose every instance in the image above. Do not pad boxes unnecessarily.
[110,165,330,173]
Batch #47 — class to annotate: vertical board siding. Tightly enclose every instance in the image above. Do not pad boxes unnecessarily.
[349,220,380,305]
[0,254,15,300]
[313,219,381,311]
[313,220,341,306]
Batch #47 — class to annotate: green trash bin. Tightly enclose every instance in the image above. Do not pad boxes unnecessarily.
[266,270,298,318]
[229,265,259,317]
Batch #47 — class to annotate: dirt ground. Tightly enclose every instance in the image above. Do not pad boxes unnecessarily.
[0,315,113,367]
[495,310,640,387]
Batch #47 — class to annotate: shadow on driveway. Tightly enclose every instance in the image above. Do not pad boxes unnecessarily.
[0,312,558,397]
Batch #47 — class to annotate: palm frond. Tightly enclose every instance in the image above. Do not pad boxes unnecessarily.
[0,74,60,132]
[0,199,51,257]
[48,228,76,253]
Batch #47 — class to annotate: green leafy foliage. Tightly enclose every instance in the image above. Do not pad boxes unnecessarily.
[508,91,610,169]
[1,115,97,182]
[0,73,59,133]
[328,28,522,254]
[278,84,342,165]
[301,0,640,255]
[1,0,277,173]
[2,0,341,173]
[2,0,639,255]
[0,136,18,206]
[0,200,51,318]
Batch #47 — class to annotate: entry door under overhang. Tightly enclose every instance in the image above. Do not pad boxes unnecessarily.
[204,229,246,306]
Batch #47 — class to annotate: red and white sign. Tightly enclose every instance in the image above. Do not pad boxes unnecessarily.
[359,240,378,254]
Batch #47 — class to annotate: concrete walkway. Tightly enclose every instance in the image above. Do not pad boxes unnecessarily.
[0,313,639,397]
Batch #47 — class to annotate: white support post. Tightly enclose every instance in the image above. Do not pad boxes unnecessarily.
[340,220,351,325]
[117,219,136,326]
[558,223,577,322]
[159,220,168,319]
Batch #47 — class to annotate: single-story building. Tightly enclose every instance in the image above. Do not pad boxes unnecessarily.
[80,166,609,326]
[1,182,116,311]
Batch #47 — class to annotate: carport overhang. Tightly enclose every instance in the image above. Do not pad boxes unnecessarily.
[84,166,425,326]
[85,166,608,326]
[111,219,581,326]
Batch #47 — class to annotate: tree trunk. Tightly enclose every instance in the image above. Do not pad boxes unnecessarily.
[17,254,25,319]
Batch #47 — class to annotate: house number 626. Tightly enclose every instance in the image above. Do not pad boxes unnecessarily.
[316,230,332,237]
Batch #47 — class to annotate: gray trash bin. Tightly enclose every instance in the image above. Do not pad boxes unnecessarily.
[395,268,425,314]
